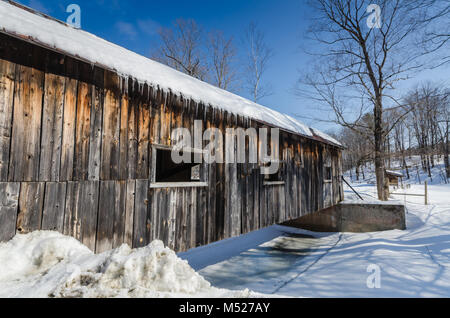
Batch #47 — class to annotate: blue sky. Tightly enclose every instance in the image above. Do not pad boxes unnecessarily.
[16,0,450,133]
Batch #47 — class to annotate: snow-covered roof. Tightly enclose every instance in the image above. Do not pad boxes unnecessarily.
[385,170,404,178]
[0,0,342,147]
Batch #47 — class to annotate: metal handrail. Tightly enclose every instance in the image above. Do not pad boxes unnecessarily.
[342,176,364,201]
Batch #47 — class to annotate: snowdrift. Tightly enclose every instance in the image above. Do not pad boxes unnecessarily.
[0,231,259,298]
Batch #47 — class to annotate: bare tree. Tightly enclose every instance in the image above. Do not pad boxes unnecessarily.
[242,22,274,103]
[207,31,237,90]
[153,19,207,80]
[421,1,450,66]
[405,84,450,180]
[297,0,443,200]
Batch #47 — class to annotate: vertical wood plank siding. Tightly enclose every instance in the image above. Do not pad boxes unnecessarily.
[0,33,343,252]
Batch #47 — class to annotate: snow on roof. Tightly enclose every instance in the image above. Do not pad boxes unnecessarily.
[386,170,404,177]
[0,0,341,147]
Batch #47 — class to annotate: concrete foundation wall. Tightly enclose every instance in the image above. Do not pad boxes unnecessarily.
[284,202,406,233]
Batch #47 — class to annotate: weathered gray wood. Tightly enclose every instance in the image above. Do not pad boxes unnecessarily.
[124,180,135,246]
[79,181,100,251]
[151,93,161,145]
[9,65,44,182]
[39,73,65,181]
[189,187,196,248]
[87,86,104,181]
[0,59,15,181]
[95,180,127,252]
[133,179,149,248]
[63,181,99,251]
[42,182,67,232]
[119,94,129,180]
[0,182,20,241]
[127,91,138,179]
[60,78,77,181]
[113,180,126,248]
[63,181,80,239]
[149,188,158,242]
[100,73,120,180]
[16,182,45,234]
[137,91,150,179]
[167,188,177,250]
[160,93,171,146]
[73,82,92,181]
[161,189,170,246]
[96,180,115,253]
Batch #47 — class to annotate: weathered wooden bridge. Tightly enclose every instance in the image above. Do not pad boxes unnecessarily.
[0,1,343,253]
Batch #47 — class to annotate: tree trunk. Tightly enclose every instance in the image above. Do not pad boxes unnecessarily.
[445,121,450,179]
[374,100,388,201]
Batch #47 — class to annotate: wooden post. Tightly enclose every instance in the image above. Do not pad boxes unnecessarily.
[425,181,428,205]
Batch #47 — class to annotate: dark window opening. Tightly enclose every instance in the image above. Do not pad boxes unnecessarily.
[155,148,202,183]
[324,166,332,181]
[263,161,284,182]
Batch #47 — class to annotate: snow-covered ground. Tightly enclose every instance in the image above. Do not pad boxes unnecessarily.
[180,182,450,297]
[0,232,265,298]
[179,157,450,297]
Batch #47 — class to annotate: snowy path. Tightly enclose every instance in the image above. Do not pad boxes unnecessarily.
[181,184,450,297]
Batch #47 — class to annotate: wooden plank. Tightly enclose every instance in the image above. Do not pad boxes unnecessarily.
[279,184,286,223]
[119,92,129,180]
[189,187,196,248]
[63,181,80,239]
[9,65,44,181]
[95,180,126,251]
[137,93,150,179]
[87,86,104,181]
[161,189,170,247]
[96,180,115,253]
[149,188,158,242]
[124,180,135,246]
[0,182,20,241]
[133,179,149,248]
[79,181,100,251]
[16,182,45,234]
[73,82,92,180]
[63,181,99,251]
[0,59,15,181]
[167,188,177,250]
[215,110,225,241]
[151,90,161,146]
[252,170,260,231]
[160,92,171,146]
[127,82,138,179]
[113,180,126,248]
[150,188,162,242]
[60,78,77,181]
[39,73,65,181]
[100,73,120,180]
[41,182,67,232]
[179,188,188,251]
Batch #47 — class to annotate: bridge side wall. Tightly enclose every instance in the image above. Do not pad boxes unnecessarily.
[0,33,343,252]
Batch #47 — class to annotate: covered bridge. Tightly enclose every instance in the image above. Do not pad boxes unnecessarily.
[0,1,343,253]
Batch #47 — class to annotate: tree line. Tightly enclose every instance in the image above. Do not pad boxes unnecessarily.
[151,19,273,103]
[297,0,449,200]
[338,83,449,184]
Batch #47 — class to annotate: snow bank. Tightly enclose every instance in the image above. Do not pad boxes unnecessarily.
[0,231,261,298]
[0,1,341,147]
